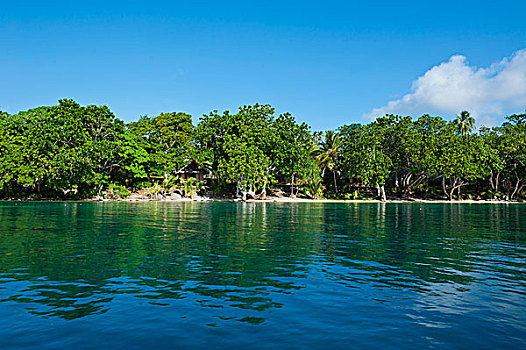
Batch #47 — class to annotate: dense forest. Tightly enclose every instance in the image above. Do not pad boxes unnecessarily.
[0,99,525,201]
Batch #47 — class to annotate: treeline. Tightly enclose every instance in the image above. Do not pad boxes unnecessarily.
[0,99,525,201]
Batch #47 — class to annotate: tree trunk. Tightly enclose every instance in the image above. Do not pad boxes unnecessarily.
[394,170,399,193]
[261,180,267,200]
[401,171,411,196]
[246,185,256,200]
[407,174,426,195]
[236,180,245,200]
[291,173,295,198]
[333,170,338,193]
[442,176,448,199]
[380,185,386,201]
[489,172,497,192]
[448,178,459,201]
[511,178,524,200]
[450,177,457,201]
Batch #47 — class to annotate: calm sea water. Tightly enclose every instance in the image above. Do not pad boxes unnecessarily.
[0,201,525,349]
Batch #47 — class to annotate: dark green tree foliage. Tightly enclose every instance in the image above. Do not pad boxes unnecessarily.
[196,105,273,199]
[410,114,449,191]
[454,110,476,135]
[500,113,526,199]
[338,123,361,179]
[127,112,194,182]
[378,115,429,195]
[313,130,342,193]
[1,100,526,201]
[0,99,146,198]
[434,131,493,200]
[196,104,315,200]
[272,113,317,197]
[353,123,392,200]
[479,126,505,197]
[337,113,503,201]
[340,116,420,198]
[478,113,526,200]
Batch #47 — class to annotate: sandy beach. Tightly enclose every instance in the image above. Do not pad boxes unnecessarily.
[117,195,522,204]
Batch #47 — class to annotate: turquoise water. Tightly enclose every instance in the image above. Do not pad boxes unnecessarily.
[0,201,525,349]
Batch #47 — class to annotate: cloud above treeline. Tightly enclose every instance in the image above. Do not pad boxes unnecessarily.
[365,49,526,126]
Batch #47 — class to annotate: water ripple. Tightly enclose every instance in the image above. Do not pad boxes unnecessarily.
[0,201,525,349]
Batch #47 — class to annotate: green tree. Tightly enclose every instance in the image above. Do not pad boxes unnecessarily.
[314,130,341,193]
[372,115,427,196]
[340,121,392,201]
[128,112,194,183]
[196,104,315,200]
[433,122,492,200]
[500,113,526,199]
[271,113,316,197]
[454,110,475,135]
[0,100,147,198]
[479,126,505,198]
[196,104,275,200]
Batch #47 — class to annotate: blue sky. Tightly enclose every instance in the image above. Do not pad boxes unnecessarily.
[1,0,525,130]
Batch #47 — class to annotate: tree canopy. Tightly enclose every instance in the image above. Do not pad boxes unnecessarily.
[1,101,525,201]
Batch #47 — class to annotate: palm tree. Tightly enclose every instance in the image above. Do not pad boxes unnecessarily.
[314,130,341,193]
[454,110,475,135]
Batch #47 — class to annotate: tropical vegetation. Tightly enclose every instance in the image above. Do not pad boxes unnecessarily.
[0,99,525,201]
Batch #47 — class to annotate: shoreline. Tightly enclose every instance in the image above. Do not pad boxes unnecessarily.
[2,197,521,204]
[246,197,523,204]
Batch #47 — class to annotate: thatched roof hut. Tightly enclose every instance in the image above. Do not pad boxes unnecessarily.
[175,160,212,182]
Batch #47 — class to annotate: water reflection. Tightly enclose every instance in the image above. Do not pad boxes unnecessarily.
[0,201,525,330]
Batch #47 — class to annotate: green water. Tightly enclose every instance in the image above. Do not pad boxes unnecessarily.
[0,201,525,349]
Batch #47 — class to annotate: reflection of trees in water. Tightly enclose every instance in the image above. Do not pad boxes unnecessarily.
[0,202,524,321]
[1,281,114,320]
[314,203,526,297]
[0,202,325,321]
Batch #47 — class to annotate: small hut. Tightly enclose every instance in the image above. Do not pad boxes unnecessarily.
[175,160,211,183]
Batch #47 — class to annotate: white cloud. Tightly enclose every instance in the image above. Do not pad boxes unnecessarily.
[364,49,526,126]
